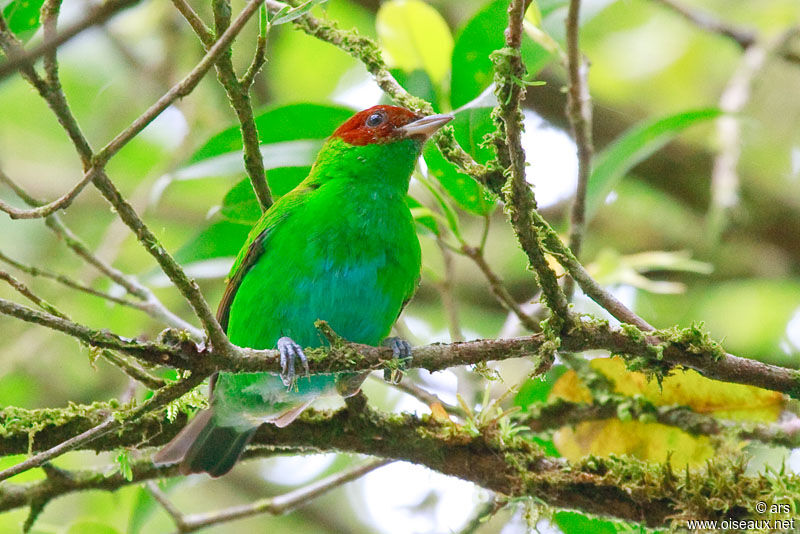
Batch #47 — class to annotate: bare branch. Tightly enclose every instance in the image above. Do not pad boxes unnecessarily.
[461,244,540,332]
[386,376,466,418]
[0,0,141,81]
[0,249,144,309]
[169,0,273,212]
[146,481,189,531]
[0,169,202,336]
[564,0,594,299]
[178,459,391,532]
[709,28,800,237]
[0,168,92,220]
[436,238,464,342]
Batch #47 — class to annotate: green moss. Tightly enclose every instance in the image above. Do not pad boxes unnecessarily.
[655,322,726,361]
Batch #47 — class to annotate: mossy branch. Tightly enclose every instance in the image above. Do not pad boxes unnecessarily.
[261,0,503,188]
[3,294,800,396]
[1,403,799,528]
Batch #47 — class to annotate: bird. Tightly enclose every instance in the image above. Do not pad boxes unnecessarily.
[154,105,453,477]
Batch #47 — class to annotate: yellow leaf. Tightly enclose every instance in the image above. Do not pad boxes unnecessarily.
[376,0,453,84]
[549,357,785,467]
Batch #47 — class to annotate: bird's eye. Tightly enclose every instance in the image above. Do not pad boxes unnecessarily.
[365,111,386,127]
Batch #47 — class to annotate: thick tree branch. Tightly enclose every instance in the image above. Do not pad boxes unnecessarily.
[0,374,206,481]
[2,403,798,528]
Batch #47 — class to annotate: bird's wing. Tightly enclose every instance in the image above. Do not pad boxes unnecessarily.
[216,186,313,332]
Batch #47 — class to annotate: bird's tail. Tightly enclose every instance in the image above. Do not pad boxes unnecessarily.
[153,409,256,478]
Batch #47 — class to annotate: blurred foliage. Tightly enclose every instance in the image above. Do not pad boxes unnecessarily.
[548,357,784,467]
[1,0,799,532]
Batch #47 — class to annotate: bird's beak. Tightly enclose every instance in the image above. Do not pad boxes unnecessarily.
[399,113,454,139]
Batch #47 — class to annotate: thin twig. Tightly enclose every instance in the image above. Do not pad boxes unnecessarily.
[0,169,202,336]
[461,244,540,332]
[652,0,800,65]
[146,481,189,531]
[0,269,165,388]
[708,28,800,237]
[0,250,140,309]
[0,0,141,81]
[0,168,92,219]
[652,0,757,50]
[240,6,268,89]
[436,237,464,342]
[0,418,116,482]
[563,0,594,299]
[178,459,391,532]
[387,376,466,418]
[170,0,273,212]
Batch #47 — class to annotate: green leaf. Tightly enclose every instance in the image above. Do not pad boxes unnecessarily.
[407,196,439,236]
[554,510,630,534]
[514,365,567,409]
[376,0,453,85]
[2,0,45,41]
[423,106,497,215]
[114,449,133,482]
[128,487,156,534]
[390,68,439,111]
[450,0,553,108]
[270,0,328,25]
[586,108,722,221]
[169,139,323,181]
[221,168,309,225]
[173,220,251,267]
[590,249,713,295]
[65,522,121,534]
[189,103,353,163]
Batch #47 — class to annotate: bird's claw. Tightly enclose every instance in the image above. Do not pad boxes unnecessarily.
[278,336,309,387]
[382,336,411,384]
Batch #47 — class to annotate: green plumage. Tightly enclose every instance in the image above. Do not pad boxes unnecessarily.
[155,129,426,476]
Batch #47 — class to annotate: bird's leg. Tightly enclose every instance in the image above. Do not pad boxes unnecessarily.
[336,372,370,398]
[382,336,412,384]
[277,337,309,387]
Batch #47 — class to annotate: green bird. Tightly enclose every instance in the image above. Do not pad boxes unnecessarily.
[154,105,453,477]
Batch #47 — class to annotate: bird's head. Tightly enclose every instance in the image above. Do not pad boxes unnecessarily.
[331,105,453,146]
[308,105,453,190]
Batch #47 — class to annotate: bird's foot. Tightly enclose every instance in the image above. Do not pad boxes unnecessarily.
[277,337,309,387]
[382,336,411,384]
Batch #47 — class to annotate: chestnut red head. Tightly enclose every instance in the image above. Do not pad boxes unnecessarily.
[331,105,453,146]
